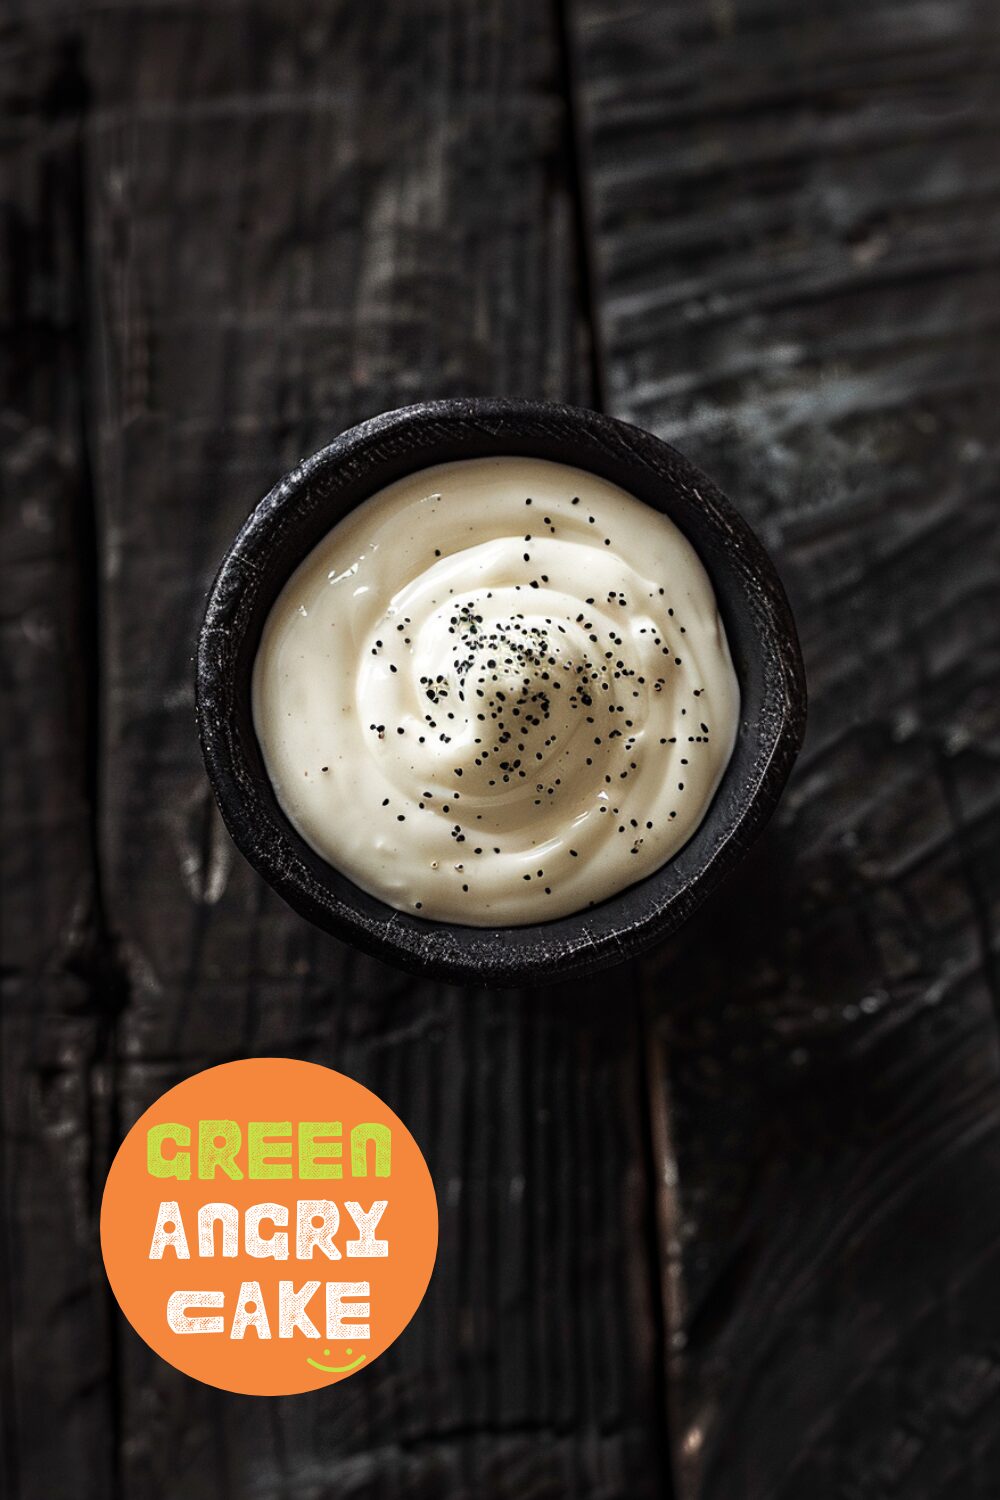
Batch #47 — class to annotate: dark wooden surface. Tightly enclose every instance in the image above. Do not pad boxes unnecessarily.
[574,3,1000,1494]
[2,2,999,1497]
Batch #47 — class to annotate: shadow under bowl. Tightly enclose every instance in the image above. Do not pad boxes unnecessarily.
[196,399,806,988]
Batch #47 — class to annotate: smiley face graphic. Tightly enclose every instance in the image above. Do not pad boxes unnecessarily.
[306,1346,368,1375]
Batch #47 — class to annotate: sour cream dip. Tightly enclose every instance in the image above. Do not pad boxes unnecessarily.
[252,456,740,925]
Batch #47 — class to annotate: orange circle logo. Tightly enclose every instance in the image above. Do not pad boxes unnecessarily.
[101,1058,437,1394]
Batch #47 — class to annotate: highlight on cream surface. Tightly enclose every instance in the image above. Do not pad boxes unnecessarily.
[252,456,740,926]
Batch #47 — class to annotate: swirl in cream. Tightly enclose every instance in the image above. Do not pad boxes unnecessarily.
[252,456,740,925]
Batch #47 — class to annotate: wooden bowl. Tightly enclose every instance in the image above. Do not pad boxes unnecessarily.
[197,399,806,987]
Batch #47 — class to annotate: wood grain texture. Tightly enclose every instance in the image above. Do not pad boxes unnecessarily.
[7,1,1000,1496]
[0,25,116,1500]
[573,0,1000,1495]
[76,2,664,1497]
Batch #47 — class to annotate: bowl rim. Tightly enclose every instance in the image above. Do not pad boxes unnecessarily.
[196,397,807,987]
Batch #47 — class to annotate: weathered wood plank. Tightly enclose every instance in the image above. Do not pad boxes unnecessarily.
[0,23,115,1500]
[574,0,1000,1495]
[80,2,663,1496]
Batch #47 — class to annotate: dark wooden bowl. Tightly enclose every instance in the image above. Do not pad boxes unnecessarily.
[196,399,806,987]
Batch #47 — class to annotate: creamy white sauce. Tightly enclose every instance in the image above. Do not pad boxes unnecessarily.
[252,456,740,925]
